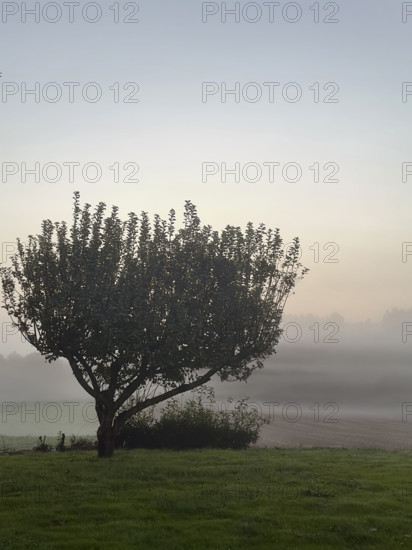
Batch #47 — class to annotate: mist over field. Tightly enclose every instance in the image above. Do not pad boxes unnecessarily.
[1,308,411,439]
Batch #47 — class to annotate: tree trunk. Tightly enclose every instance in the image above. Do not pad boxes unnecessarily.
[96,407,115,458]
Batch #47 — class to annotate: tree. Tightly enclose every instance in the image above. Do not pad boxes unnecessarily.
[0,192,308,457]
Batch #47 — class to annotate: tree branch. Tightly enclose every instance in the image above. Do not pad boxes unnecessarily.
[112,355,149,411]
[72,353,101,394]
[67,357,97,399]
[109,355,123,391]
[114,365,221,427]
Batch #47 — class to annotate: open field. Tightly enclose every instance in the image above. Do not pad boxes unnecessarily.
[1,447,412,549]
[257,412,412,450]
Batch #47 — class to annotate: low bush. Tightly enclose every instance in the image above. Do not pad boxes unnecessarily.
[115,387,268,450]
[33,435,52,452]
[68,435,97,451]
[56,431,66,452]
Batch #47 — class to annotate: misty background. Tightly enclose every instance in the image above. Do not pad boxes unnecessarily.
[1,309,411,438]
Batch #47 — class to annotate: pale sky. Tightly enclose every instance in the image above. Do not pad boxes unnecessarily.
[1,2,412,436]
[1,0,411,337]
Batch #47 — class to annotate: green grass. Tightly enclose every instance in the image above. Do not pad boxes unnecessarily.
[1,447,412,549]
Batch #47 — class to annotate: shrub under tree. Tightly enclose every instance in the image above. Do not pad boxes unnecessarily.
[115,387,269,450]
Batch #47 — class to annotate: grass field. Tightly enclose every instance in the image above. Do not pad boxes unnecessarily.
[0,447,412,549]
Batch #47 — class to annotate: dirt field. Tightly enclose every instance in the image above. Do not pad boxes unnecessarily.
[257,412,412,449]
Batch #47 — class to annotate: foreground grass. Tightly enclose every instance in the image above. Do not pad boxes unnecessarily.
[1,447,412,549]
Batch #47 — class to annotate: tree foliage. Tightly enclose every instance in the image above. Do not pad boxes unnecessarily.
[0,192,308,456]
